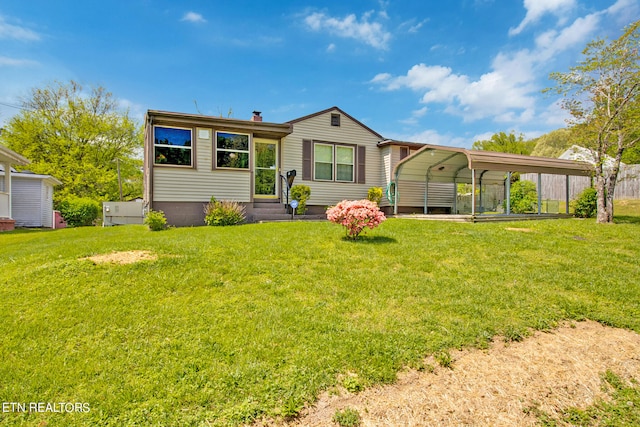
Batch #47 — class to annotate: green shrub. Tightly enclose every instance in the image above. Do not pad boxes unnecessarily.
[573,187,597,218]
[506,180,538,213]
[204,197,246,226]
[290,184,311,215]
[333,408,361,427]
[144,209,167,231]
[56,196,100,227]
[367,187,383,205]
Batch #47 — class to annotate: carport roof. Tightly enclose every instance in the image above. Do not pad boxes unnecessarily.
[0,144,29,166]
[383,141,593,185]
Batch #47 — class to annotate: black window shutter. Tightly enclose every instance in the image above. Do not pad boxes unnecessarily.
[302,139,312,181]
[357,146,366,184]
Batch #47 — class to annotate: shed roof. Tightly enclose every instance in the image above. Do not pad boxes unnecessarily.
[390,142,593,185]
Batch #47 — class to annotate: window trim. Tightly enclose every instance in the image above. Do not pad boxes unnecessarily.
[312,141,356,183]
[215,131,251,170]
[153,125,194,167]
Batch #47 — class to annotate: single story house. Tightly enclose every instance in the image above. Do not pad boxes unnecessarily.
[0,144,30,231]
[0,165,62,227]
[144,107,592,226]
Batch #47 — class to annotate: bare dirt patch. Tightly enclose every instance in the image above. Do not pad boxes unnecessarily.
[82,250,157,265]
[277,321,640,426]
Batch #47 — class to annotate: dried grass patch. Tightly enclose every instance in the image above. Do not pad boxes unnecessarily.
[82,250,157,265]
[505,227,533,232]
[278,321,640,427]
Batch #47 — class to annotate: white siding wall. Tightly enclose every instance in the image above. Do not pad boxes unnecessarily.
[41,182,53,228]
[282,111,383,206]
[152,127,252,203]
[12,179,42,227]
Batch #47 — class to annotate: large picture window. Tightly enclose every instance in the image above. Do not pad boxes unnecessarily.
[154,126,192,166]
[216,132,250,169]
[313,143,354,182]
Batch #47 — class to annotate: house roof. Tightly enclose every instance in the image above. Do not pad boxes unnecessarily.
[288,106,384,139]
[0,144,29,166]
[393,143,593,185]
[146,110,293,139]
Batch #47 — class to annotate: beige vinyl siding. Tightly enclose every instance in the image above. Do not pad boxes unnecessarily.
[282,111,383,206]
[152,127,252,202]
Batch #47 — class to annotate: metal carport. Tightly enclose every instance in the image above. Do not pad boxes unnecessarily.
[390,143,593,218]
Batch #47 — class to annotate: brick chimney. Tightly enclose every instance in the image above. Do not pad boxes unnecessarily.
[251,111,262,122]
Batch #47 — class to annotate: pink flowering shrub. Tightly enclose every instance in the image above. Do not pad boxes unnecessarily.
[326,199,387,239]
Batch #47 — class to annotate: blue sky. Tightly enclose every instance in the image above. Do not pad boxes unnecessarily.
[1,0,637,148]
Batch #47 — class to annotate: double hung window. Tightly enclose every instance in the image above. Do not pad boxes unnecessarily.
[314,143,354,182]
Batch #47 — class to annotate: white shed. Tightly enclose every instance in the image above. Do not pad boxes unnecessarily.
[0,166,62,228]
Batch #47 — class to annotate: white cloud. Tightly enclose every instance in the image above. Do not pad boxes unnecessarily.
[0,56,39,67]
[400,128,470,147]
[370,2,620,126]
[0,16,40,41]
[399,106,428,125]
[181,12,206,24]
[372,60,537,122]
[326,43,336,53]
[509,0,576,36]
[304,11,391,50]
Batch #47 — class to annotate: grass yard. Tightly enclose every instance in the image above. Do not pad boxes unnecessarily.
[1,216,639,426]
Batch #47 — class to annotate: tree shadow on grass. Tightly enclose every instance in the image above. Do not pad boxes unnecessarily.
[614,215,640,224]
[340,235,397,244]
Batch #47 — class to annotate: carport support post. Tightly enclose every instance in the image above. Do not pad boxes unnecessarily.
[506,172,511,215]
[565,175,570,214]
[424,174,429,214]
[537,173,542,215]
[453,179,457,214]
[471,169,476,216]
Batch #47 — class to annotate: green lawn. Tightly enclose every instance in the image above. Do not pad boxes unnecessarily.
[1,217,639,426]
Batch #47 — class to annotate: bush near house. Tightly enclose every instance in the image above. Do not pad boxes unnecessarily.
[290,184,311,215]
[56,196,101,227]
[573,187,598,218]
[367,187,383,205]
[144,209,167,231]
[204,197,246,226]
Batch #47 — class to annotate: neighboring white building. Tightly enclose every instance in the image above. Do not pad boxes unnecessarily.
[0,165,62,228]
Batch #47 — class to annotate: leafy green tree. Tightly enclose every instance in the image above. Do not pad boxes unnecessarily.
[548,21,640,223]
[530,128,575,158]
[0,80,143,204]
[472,131,536,155]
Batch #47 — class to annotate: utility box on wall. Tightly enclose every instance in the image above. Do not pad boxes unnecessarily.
[103,201,144,226]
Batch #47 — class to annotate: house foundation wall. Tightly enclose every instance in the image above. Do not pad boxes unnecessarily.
[153,201,263,227]
[152,201,208,227]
